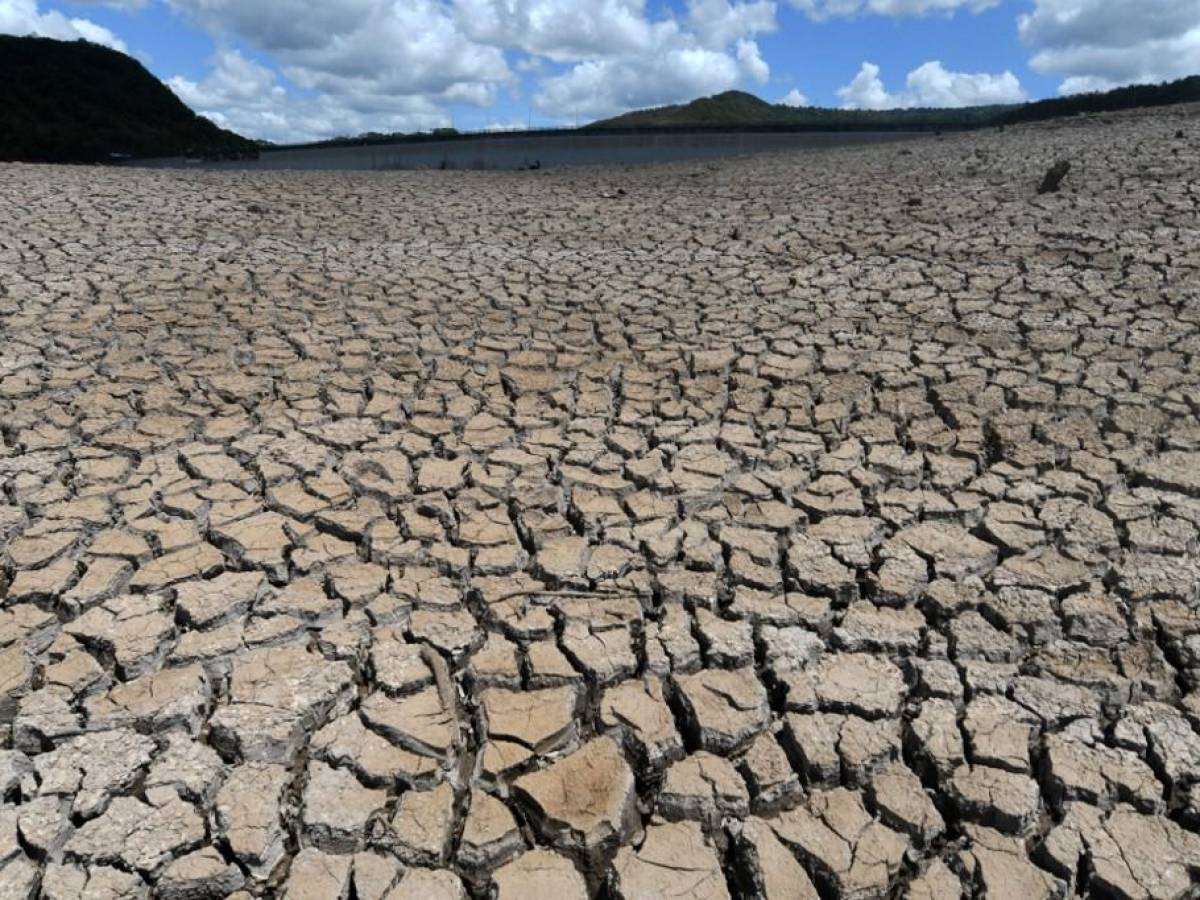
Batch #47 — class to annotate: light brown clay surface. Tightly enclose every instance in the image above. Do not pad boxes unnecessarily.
[2,103,1200,897]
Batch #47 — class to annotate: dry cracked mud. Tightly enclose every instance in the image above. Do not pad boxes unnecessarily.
[2,103,1200,899]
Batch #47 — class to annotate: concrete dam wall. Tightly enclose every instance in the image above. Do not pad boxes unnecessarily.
[129,129,928,171]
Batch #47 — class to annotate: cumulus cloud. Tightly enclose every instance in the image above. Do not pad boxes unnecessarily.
[536,46,743,120]
[457,0,770,119]
[453,0,775,59]
[0,0,126,50]
[904,60,1026,106]
[837,60,1025,109]
[167,48,449,144]
[166,0,511,107]
[687,0,777,48]
[453,0,662,61]
[736,38,770,83]
[1018,0,1200,94]
[463,0,776,118]
[160,0,777,137]
[837,61,892,108]
[65,0,148,9]
[778,87,810,106]
[787,0,997,20]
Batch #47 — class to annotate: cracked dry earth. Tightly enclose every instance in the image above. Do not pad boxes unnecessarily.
[2,105,1200,900]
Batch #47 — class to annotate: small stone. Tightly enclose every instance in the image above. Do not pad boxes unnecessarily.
[389,782,456,866]
[312,712,439,788]
[457,788,524,872]
[351,852,404,900]
[84,664,209,734]
[536,536,590,584]
[673,667,771,754]
[811,653,906,719]
[173,571,264,629]
[948,765,1040,834]
[209,644,355,763]
[17,795,72,858]
[360,684,459,761]
[868,762,944,846]
[735,817,820,900]
[905,859,961,900]
[303,760,387,853]
[492,848,588,900]
[283,847,352,900]
[481,685,579,755]
[891,523,997,579]
[560,620,638,686]
[63,795,205,874]
[157,847,245,900]
[659,752,750,823]
[214,763,291,878]
[66,593,175,680]
[769,788,908,900]
[611,820,730,900]
[39,862,147,900]
[600,677,684,771]
[34,729,156,818]
[384,868,467,900]
[513,736,639,859]
[959,825,1059,899]
[740,732,802,813]
[695,607,755,667]
[128,544,225,592]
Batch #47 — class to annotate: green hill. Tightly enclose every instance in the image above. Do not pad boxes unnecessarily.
[0,35,253,163]
[588,78,1200,131]
[593,90,805,128]
[588,89,1010,130]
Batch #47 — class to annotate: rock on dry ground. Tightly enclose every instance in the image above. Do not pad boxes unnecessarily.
[2,104,1200,898]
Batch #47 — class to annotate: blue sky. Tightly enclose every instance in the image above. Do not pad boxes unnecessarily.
[3,1,1197,142]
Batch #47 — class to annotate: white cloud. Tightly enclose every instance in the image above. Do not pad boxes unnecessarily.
[167,0,512,98]
[687,0,777,48]
[37,0,781,139]
[0,0,126,50]
[904,60,1026,106]
[837,61,892,108]
[459,0,776,119]
[788,0,997,20]
[779,87,810,106]
[163,0,773,135]
[453,0,661,61]
[167,48,283,113]
[65,0,148,9]
[453,0,774,59]
[160,0,514,141]
[1018,0,1200,94]
[736,38,770,83]
[167,48,449,144]
[837,59,1025,109]
[536,46,744,120]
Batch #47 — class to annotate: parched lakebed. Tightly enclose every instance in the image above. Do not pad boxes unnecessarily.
[1,104,1199,899]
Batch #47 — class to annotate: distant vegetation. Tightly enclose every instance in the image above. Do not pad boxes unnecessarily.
[588,77,1200,131]
[588,90,1009,131]
[0,35,253,163]
[0,33,1196,163]
[996,76,1200,125]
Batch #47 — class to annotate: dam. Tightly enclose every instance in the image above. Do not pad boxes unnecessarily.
[129,128,929,171]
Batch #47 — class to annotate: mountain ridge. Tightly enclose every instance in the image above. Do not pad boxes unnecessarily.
[0,35,253,163]
[587,79,1200,130]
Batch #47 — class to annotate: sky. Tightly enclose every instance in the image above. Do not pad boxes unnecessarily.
[3,0,1199,143]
